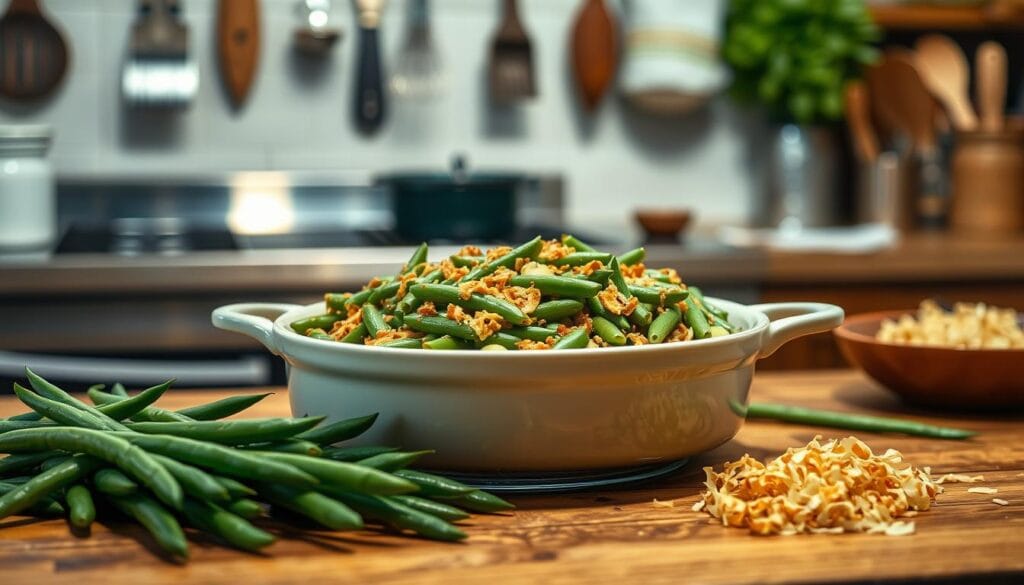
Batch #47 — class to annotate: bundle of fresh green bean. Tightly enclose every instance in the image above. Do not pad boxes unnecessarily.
[0,369,513,562]
[294,235,734,350]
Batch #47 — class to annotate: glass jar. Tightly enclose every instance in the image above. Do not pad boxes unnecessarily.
[0,125,54,250]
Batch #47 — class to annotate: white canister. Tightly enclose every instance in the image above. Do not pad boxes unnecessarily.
[0,125,55,251]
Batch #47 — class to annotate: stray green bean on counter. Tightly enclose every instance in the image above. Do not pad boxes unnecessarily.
[294,236,734,350]
[0,369,513,562]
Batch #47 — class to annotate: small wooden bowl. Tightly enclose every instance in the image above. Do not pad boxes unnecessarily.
[634,209,692,242]
[834,310,1024,410]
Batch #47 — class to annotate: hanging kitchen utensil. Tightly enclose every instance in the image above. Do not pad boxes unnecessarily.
[217,0,261,108]
[618,0,728,116]
[975,41,1007,134]
[353,0,386,132]
[293,0,341,56]
[0,0,69,102]
[488,0,536,104]
[914,35,977,132]
[390,0,444,99]
[570,0,617,112]
[121,0,198,108]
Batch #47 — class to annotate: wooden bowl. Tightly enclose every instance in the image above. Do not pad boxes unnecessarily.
[834,310,1024,410]
[634,209,692,241]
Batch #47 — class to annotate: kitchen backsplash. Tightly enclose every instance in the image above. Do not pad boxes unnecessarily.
[0,0,763,231]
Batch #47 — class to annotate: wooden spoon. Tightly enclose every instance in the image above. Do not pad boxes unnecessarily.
[570,0,618,111]
[217,0,261,108]
[0,0,70,101]
[914,35,977,132]
[844,81,879,162]
[975,41,1007,133]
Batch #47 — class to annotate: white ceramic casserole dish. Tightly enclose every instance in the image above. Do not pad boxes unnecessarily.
[213,299,842,489]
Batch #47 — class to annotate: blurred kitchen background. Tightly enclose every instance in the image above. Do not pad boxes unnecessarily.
[1,0,1023,390]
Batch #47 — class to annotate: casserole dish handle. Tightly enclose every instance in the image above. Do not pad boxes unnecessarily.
[212,303,302,356]
[748,302,845,359]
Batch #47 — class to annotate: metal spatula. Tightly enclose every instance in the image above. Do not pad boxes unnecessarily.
[488,0,535,104]
[121,0,198,108]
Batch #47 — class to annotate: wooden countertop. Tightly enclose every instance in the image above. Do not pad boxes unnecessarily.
[1,370,1022,584]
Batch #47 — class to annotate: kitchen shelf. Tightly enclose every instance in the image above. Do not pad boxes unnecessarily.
[869,1,1024,30]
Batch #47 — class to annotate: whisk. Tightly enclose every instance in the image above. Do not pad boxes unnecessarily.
[390,0,444,99]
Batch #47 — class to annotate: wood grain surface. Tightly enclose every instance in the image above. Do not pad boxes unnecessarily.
[1,371,1021,585]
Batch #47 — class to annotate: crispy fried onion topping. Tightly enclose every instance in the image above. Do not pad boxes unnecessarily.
[698,436,941,536]
[597,283,638,316]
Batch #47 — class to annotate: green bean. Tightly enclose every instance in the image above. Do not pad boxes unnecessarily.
[368,280,403,304]
[95,380,174,422]
[648,307,681,344]
[290,314,342,335]
[225,497,263,519]
[549,252,612,267]
[326,490,465,542]
[93,468,138,496]
[258,483,363,530]
[459,236,542,283]
[150,454,230,503]
[361,304,391,337]
[110,383,128,397]
[396,292,422,316]
[4,411,43,422]
[403,314,477,340]
[0,451,55,476]
[306,329,334,341]
[391,469,474,498]
[744,403,976,439]
[344,287,374,308]
[532,299,584,322]
[608,258,652,328]
[321,445,399,462]
[0,481,64,517]
[585,297,631,331]
[294,413,378,446]
[339,322,369,344]
[215,476,257,498]
[25,369,121,425]
[256,452,416,495]
[561,234,596,252]
[688,286,734,332]
[553,328,590,349]
[127,416,324,445]
[356,450,434,472]
[422,335,474,350]
[113,432,318,489]
[240,439,322,456]
[592,316,626,346]
[0,420,53,434]
[379,337,423,349]
[176,393,272,421]
[584,268,614,286]
[89,389,192,423]
[616,247,646,266]
[13,384,124,432]
[477,332,520,350]
[402,242,429,274]
[684,301,711,339]
[411,283,529,325]
[107,493,189,560]
[181,498,275,552]
[627,285,689,305]
[443,490,516,514]
[504,326,558,342]
[0,455,100,519]
[507,274,602,299]
[0,429,182,510]
[449,254,484,268]
[391,495,470,522]
[325,293,350,312]
[66,484,95,530]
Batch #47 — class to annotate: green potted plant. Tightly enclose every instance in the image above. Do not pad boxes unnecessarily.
[723,0,879,228]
